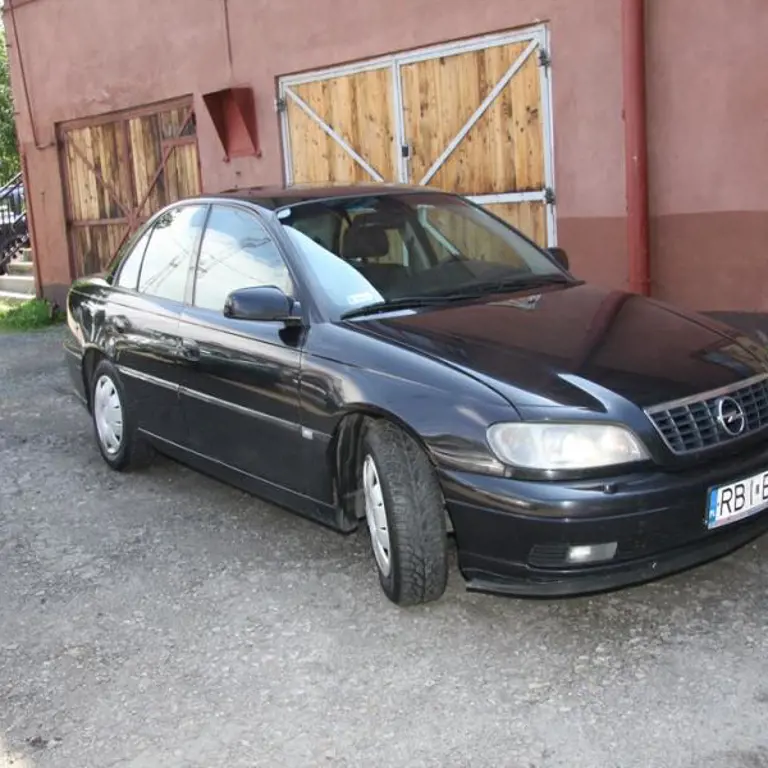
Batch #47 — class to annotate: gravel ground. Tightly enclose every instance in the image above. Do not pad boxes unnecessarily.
[1,327,768,768]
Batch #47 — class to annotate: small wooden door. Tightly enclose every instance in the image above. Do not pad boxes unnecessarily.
[58,98,202,276]
[278,26,555,246]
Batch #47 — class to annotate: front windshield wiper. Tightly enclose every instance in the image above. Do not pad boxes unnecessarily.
[341,275,576,320]
[428,273,574,299]
[340,295,466,320]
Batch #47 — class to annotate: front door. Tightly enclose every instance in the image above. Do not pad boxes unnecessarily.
[178,203,305,495]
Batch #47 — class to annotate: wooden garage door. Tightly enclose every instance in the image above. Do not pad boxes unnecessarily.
[278,26,555,246]
[282,67,398,184]
[58,98,202,276]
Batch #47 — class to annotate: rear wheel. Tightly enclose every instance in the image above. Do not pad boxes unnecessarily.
[359,419,448,606]
[90,359,152,471]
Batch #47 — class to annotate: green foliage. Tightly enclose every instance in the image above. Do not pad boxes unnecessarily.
[0,25,20,182]
[0,299,63,331]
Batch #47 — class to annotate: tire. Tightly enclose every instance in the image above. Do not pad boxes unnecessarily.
[89,359,153,471]
[359,419,449,606]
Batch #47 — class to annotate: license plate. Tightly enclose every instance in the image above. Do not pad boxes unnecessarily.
[707,469,768,529]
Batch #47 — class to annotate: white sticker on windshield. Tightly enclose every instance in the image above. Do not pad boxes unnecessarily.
[494,295,542,310]
[347,292,377,305]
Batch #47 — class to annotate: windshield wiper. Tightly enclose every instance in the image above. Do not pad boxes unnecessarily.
[341,295,464,320]
[428,273,574,299]
[340,276,575,320]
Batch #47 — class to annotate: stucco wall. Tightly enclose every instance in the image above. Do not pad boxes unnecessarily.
[7,0,768,313]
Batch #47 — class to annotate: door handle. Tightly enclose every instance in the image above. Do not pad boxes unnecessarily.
[180,339,200,361]
[113,315,129,333]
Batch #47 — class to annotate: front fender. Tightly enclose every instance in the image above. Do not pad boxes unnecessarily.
[300,325,519,474]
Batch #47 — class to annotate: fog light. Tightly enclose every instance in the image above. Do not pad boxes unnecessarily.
[567,542,618,564]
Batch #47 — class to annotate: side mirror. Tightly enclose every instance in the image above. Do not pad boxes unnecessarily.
[547,247,570,271]
[223,285,303,326]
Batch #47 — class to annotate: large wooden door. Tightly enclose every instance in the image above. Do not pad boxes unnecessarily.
[58,98,202,276]
[281,67,398,185]
[278,26,555,246]
[400,39,548,245]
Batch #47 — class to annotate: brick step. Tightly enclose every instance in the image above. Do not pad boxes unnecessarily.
[0,273,35,295]
[8,260,33,275]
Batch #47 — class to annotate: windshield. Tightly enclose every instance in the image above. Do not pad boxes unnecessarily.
[279,192,567,318]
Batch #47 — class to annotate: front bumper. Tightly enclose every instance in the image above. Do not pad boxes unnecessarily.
[441,442,768,597]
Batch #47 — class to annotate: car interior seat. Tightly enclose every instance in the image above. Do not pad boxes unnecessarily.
[341,216,409,293]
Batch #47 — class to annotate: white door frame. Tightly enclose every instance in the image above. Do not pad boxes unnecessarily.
[278,23,557,245]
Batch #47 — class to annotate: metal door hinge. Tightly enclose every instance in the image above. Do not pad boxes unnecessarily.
[544,187,556,205]
[538,48,552,69]
[275,97,287,113]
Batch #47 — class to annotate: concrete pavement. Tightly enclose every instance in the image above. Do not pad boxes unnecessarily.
[1,327,767,768]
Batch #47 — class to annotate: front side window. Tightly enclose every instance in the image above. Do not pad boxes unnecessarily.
[280,193,567,316]
[138,204,207,303]
[193,205,293,312]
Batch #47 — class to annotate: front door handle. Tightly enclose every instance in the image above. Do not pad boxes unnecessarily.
[180,339,200,361]
[113,315,129,334]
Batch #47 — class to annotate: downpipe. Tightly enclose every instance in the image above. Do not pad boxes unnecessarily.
[622,0,651,297]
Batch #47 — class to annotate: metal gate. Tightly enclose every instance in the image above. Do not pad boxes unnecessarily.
[278,25,556,246]
[58,97,202,276]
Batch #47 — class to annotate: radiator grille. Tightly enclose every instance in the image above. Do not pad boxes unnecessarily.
[646,374,768,454]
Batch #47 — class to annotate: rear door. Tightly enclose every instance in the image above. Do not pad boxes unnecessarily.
[177,203,305,493]
[107,203,208,445]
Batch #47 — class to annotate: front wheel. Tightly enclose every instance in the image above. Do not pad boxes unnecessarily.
[360,420,448,606]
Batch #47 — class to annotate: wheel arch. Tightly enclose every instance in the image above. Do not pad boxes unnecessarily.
[328,405,452,533]
[80,345,108,411]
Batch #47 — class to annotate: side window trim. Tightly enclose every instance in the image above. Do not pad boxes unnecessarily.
[184,203,211,306]
[190,203,215,307]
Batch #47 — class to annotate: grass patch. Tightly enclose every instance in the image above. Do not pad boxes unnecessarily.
[0,298,64,331]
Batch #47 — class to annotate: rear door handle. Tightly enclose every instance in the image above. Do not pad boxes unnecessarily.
[180,339,200,361]
[113,315,129,333]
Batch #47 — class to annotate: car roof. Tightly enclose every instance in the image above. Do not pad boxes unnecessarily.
[209,182,448,211]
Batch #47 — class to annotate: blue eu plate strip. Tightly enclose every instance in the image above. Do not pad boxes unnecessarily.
[707,488,719,526]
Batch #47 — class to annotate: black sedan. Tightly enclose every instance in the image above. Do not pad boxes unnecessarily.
[64,184,768,605]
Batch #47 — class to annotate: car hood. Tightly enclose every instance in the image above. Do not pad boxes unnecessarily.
[349,283,768,411]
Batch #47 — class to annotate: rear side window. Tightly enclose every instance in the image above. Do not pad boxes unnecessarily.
[138,205,207,302]
[115,228,152,290]
[193,205,293,312]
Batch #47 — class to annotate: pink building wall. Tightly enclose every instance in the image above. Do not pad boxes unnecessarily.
[5,0,767,313]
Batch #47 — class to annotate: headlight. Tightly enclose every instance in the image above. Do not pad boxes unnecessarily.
[486,422,649,471]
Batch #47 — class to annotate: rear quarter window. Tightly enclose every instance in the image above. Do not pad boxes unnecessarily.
[114,229,152,291]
